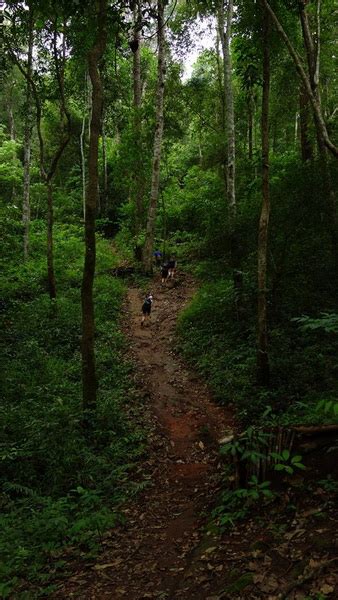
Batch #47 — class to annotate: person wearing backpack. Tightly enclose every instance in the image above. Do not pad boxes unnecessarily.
[141,293,153,327]
[168,257,176,279]
[161,262,169,285]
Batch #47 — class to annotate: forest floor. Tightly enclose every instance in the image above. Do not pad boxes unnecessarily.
[55,272,338,600]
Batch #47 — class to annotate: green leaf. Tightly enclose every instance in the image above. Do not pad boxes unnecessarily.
[282,449,290,461]
[274,463,285,471]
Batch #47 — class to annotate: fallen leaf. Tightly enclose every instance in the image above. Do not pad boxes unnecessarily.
[93,559,123,570]
[320,584,334,595]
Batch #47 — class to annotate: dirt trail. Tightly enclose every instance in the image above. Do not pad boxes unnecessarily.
[59,272,234,599]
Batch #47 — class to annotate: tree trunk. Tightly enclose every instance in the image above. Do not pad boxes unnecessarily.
[248,94,253,161]
[257,10,271,387]
[23,6,34,260]
[218,0,236,221]
[218,0,242,300]
[46,181,56,299]
[299,85,313,161]
[132,0,144,245]
[80,112,86,220]
[261,0,338,158]
[81,0,107,414]
[298,0,337,270]
[101,119,108,216]
[142,0,166,274]
[8,22,70,299]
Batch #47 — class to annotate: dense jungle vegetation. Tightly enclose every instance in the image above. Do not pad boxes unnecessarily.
[0,0,337,597]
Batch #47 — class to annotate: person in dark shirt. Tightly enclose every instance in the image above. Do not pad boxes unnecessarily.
[141,293,153,327]
[161,263,169,285]
[153,250,162,267]
[168,257,176,279]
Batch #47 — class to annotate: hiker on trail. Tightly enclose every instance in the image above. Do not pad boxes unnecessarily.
[168,257,176,279]
[141,293,153,327]
[153,249,162,267]
[161,262,169,285]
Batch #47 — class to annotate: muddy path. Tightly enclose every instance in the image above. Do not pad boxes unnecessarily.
[58,272,234,599]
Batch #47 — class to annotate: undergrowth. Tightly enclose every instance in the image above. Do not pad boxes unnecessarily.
[176,274,338,426]
[0,223,145,597]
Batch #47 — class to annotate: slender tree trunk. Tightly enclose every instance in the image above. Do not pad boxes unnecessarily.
[299,0,337,269]
[218,0,242,298]
[80,112,86,220]
[47,181,56,299]
[81,0,107,414]
[101,119,108,216]
[143,0,166,274]
[294,111,299,147]
[218,0,236,221]
[132,0,144,244]
[257,11,271,387]
[299,85,313,161]
[261,0,338,158]
[248,94,253,161]
[23,7,34,259]
[8,85,16,141]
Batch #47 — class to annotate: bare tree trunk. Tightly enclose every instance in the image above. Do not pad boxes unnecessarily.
[8,17,71,300]
[299,0,337,270]
[8,96,15,141]
[23,6,34,260]
[47,182,56,299]
[101,119,108,216]
[261,0,338,158]
[218,0,242,300]
[80,91,86,220]
[257,10,271,387]
[81,0,107,414]
[248,94,253,161]
[132,0,144,246]
[218,0,236,221]
[299,85,313,161]
[143,0,166,274]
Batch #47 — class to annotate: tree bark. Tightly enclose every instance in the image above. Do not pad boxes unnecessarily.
[101,118,108,216]
[248,94,254,161]
[47,181,56,299]
[23,5,34,260]
[132,0,144,245]
[261,0,338,158]
[218,0,242,300]
[257,10,271,387]
[81,0,107,414]
[8,18,71,299]
[298,0,337,269]
[299,85,313,161]
[218,0,236,221]
[80,106,86,220]
[143,0,166,274]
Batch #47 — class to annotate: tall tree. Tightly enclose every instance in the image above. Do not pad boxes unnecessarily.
[217,0,236,222]
[81,0,107,414]
[22,3,34,260]
[143,0,166,273]
[217,0,244,301]
[8,16,71,299]
[261,0,338,158]
[257,9,271,386]
[132,0,144,240]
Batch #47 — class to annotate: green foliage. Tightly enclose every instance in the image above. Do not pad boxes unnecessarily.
[292,313,338,334]
[0,225,145,595]
[270,450,306,475]
[213,476,274,529]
